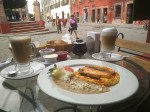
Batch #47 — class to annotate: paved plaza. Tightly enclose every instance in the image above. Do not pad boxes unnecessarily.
[0,22,147,62]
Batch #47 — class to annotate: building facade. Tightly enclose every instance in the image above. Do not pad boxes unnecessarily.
[41,0,51,20]
[71,0,135,24]
[41,0,147,24]
[41,0,71,21]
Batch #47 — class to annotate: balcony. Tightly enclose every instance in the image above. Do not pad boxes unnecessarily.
[61,0,69,6]
[79,0,83,3]
[72,0,76,5]
[88,0,94,2]
[55,2,60,8]
[50,5,55,9]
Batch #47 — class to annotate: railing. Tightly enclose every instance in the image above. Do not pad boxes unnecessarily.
[50,5,55,9]
[72,0,76,4]
[88,0,94,2]
[61,0,69,6]
[55,1,60,8]
[79,0,83,3]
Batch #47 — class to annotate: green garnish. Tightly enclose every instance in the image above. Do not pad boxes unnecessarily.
[49,64,64,77]
[49,64,57,73]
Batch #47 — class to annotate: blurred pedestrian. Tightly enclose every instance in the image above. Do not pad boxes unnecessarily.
[69,14,78,39]
[15,12,20,21]
[83,10,88,23]
[103,12,107,23]
[96,15,100,23]
[62,18,67,28]
[55,16,62,33]
[47,18,50,23]
[52,18,55,26]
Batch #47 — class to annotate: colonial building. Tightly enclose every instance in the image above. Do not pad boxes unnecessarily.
[71,0,134,24]
[41,0,71,20]
[41,0,51,20]
[41,0,146,24]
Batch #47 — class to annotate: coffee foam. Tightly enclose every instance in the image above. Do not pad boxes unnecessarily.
[101,27,118,36]
[10,36,31,42]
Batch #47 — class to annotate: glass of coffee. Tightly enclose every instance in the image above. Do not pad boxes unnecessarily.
[9,35,36,76]
[101,27,124,58]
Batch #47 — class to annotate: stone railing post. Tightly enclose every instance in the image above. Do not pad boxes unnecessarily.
[33,0,45,27]
[0,0,10,33]
[19,8,23,21]
[24,4,29,21]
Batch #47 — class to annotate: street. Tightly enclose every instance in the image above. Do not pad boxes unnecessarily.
[0,22,148,61]
[45,22,147,43]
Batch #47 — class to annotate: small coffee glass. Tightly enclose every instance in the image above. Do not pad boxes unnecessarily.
[9,35,36,76]
[101,27,124,59]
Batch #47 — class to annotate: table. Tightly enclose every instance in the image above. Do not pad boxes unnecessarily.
[0,63,43,112]
[0,52,150,112]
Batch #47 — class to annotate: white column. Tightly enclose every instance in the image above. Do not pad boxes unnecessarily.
[19,8,23,21]
[25,5,29,21]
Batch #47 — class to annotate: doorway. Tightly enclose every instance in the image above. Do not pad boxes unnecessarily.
[103,8,107,23]
[92,9,95,22]
[126,3,133,24]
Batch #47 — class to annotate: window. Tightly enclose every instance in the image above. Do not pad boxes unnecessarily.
[79,0,83,3]
[115,5,121,18]
[72,0,76,4]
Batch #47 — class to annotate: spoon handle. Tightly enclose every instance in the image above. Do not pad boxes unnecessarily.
[0,58,12,68]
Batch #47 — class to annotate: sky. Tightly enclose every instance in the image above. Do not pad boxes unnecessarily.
[27,0,41,14]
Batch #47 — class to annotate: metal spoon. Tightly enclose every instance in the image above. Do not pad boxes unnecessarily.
[7,65,17,77]
[0,57,12,68]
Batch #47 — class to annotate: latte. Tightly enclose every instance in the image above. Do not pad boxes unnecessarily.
[10,36,32,64]
[101,27,118,51]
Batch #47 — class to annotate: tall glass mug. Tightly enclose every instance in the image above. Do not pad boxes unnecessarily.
[9,35,36,76]
[101,27,124,57]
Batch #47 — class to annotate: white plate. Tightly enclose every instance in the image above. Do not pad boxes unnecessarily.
[37,59,139,105]
[0,62,45,80]
[92,53,124,61]
[36,55,71,65]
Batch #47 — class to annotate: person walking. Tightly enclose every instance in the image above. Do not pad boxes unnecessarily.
[62,18,67,28]
[55,16,62,33]
[69,14,78,39]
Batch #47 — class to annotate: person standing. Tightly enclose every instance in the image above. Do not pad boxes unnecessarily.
[85,10,88,22]
[52,18,55,26]
[103,12,107,23]
[96,15,100,23]
[83,11,86,23]
[69,14,78,39]
[55,16,62,33]
[83,10,88,23]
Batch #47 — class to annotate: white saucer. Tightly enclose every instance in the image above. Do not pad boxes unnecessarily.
[0,62,45,80]
[92,53,124,62]
[36,55,71,65]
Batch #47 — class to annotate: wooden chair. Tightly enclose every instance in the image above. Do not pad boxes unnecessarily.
[115,38,150,74]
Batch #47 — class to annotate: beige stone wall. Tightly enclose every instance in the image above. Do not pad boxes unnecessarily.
[33,0,42,21]
[0,0,7,23]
